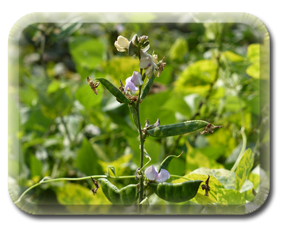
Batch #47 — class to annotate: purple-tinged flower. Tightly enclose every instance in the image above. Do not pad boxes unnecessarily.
[139,50,158,78]
[145,165,170,183]
[124,71,143,94]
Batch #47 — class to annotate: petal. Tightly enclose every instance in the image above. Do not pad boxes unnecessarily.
[145,165,158,181]
[131,71,143,86]
[139,57,151,69]
[145,66,154,78]
[140,50,151,58]
[124,77,138,93]
[155,169,170,183]
[117,36,129,49]
[114,41,126,52]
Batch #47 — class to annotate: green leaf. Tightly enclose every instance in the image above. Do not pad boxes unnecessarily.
[146,120,209,137]
[191,167,253,193]
[172,173,224,205]
[101,57,139,86]
[96,78,129,104]
[216,189,246,205]
[47,80,61,94]
[247,44,260,63]
[185,142,224,173]
[76,138,103,175]
[98,154,133,176]
[224,96,246,112]
[246,44,260,79]
[55,183,111,208]
[222,51,244,62]
[75,84,103,109]
[159,151,183,172]
[246,62,260,79]
[174,60,217,95]
[140,74,155,100]
[162,95,192,118]
[235,148,254,191]
[30,154,43,177]
[69,37,104,78]
[169,38,188,61]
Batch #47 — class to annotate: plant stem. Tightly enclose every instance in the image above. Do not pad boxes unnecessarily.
[135,85,144,213]
[15,174,136,204]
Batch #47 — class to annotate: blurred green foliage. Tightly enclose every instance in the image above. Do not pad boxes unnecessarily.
[8,21,269,213]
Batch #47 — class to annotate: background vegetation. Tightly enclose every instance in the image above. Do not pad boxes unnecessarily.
[8,20,270,214]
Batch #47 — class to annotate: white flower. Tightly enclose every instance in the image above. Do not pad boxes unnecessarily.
[145,165,170,183]
[139,50,158,78]
[114,35,129,52]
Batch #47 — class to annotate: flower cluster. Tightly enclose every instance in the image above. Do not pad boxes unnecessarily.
[114,34,166,80]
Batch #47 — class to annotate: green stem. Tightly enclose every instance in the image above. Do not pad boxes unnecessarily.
[15,174,136,204]
[135,85,144,213]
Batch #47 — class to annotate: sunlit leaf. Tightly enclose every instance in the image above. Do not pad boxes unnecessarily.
[235,148,254,191]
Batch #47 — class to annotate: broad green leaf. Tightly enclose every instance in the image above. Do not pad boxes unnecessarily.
[244,173,260,201]
[96,78,129,104]
[191,167,253,193]
[146,120,209,138]
[169,38,188,61]
[47,80,61,94]
[139,90,176,126]
[69,37,104,78]
[22,108,53,133]
[140,74,155,100]
[224,96,245,112]
[185,142,224,173]
[246,44,260,79]
[30,154,43,178]
[102,57,139,86]
[216,189,246,205]
[174,60,217,95]
[76,138,103,176]
[172,173,223,205]
[235,149,254,191]
[247,44,260,63]
[38,86,73,119]
[162,95,192,118]
[75,84,103,109]
[56,183,111,205]
[159,151,183,172]
[222,51,244,62]
[98,154,133,176]
[246,62,260,79]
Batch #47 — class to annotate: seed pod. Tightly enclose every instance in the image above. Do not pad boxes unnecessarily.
[96,78,129,104]
[98,178,138,205]
[146,120,209,137]
[149,180,203,203]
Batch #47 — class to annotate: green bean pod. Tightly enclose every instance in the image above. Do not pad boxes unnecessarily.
[149,180,203,203]
[96,78,129,104]
[98,178,138,205]
[146,120,209,137]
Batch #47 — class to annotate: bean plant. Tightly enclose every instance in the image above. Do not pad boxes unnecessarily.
[14,32,261,214]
